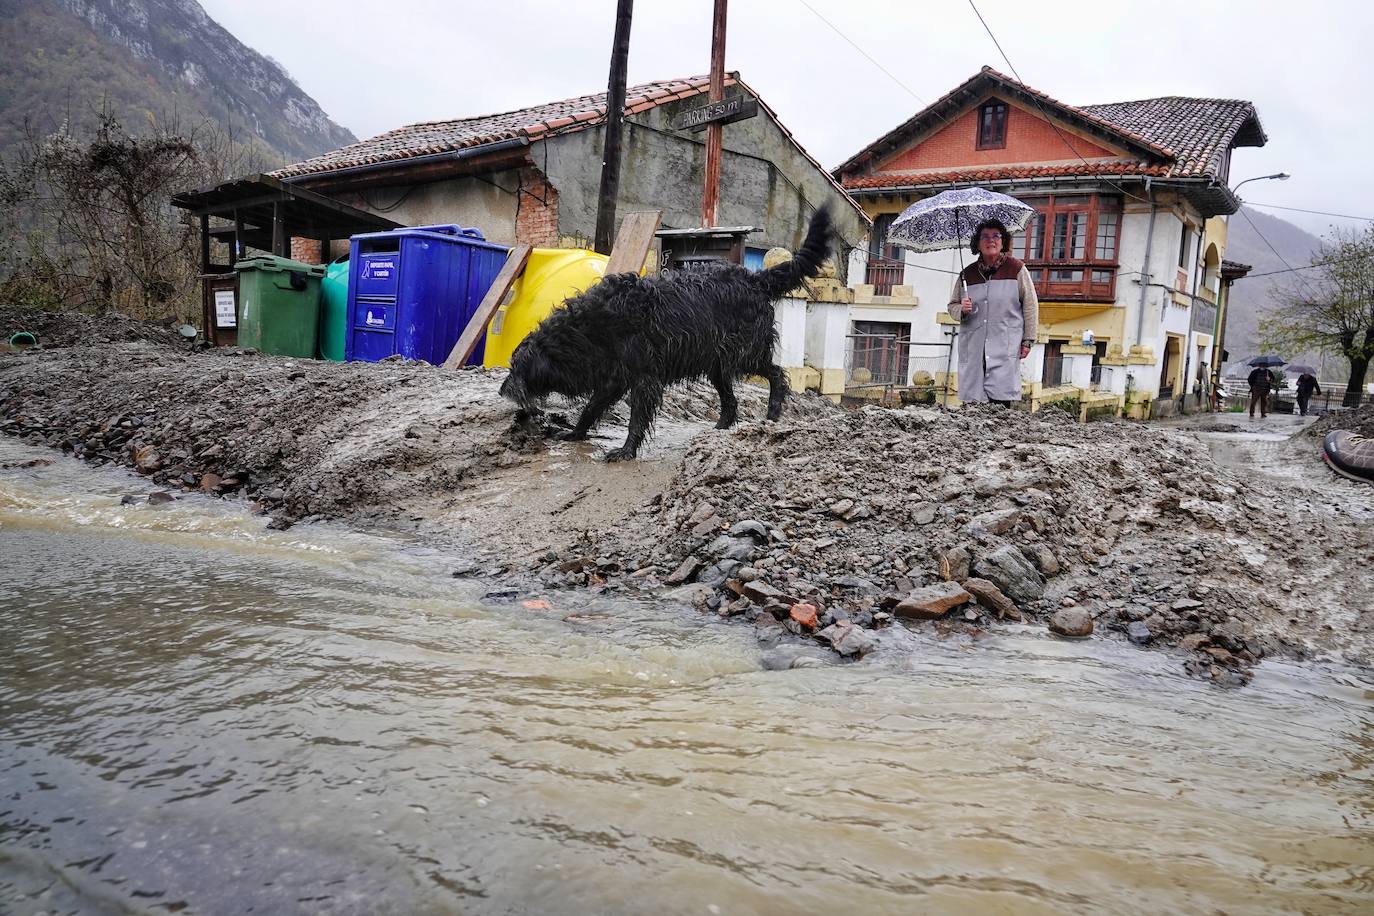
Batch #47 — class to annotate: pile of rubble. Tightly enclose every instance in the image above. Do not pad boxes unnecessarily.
[535,403,1374,677]
[0,305,185,350]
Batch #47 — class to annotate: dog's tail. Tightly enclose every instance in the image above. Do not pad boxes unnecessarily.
[756,204,835,300]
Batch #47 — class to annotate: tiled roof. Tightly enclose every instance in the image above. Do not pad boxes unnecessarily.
[273,76,733,179]
[835,66,1264,192]
[1080,97,1267,180]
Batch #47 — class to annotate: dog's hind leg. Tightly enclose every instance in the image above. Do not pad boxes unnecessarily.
[762,363,790,421]
[708,365,739,429]
[562,384,626,441]
[606,380,663,462]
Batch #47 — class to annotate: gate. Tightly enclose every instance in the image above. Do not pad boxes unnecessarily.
[845,328,957,407]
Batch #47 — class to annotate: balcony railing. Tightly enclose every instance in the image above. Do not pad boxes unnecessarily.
[864,256,906,296]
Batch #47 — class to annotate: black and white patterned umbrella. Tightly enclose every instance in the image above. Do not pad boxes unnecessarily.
[887,187,1036,253]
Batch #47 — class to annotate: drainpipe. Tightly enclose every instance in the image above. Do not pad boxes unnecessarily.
[1134,180,1158,351]
[1181,220,1207,410]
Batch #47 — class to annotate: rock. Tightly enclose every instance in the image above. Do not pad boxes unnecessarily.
[1026,544,1060,576]
[147,491,175,505]
[1126,621,1152,645]
[728,520,769,541]
[198,472,222,492]
[685,503,716,528]
[133,444,161,473]
[789,603,819,630]
[1172,598,1204,611]
[664,556,702,585]
[817,620,877,657]
[828,498,854,518]
[663,583,716,606]
[962,577,1021,621]
[893,581,972,620]
[1048,607,1093,638]
[1176,633,1209,652]
[833,575,875,591]
[913,504,938,526]
[938,546,971,582]
[120,494,139,506]
[697,560,741,588]
[973,545,1045,604]
[482,587,519,602]
[742,581,786,605]
[964,507,1021,536]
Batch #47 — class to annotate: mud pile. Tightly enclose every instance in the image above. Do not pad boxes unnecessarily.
[3,338,1371,672]
[1306,403,1374,439]
[0,305,184,350]
[542,403,1374,672]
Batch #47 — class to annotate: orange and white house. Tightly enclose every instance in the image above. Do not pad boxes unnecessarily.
[833,66,1266,418]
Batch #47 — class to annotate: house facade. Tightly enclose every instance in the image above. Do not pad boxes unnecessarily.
[269,74,868,269]
[833,67,1267,418]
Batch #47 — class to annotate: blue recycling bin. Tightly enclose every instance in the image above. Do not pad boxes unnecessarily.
[345,225,510,365]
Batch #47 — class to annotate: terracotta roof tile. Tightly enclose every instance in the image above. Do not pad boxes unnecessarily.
[272,75,728,179]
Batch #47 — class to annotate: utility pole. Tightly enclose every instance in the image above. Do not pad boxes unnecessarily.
[700,0,728,227]
[594,0,634,254]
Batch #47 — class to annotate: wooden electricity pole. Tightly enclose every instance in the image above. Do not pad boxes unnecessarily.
[700,0,728,227]
[594,0,634,255]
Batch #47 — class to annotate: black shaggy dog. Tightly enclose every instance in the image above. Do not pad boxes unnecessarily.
[500,205,835,461]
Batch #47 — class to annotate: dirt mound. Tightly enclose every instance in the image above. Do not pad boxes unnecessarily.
[538,403,1374,670]
[0,306,184,350]
[1306,403,1374,440]
[3,343,1372,672]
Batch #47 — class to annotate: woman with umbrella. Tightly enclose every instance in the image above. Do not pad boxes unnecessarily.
[887,188,1039,406]
[945,219,1039,405]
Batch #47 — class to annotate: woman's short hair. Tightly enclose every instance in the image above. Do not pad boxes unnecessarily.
[969,219,1013,255]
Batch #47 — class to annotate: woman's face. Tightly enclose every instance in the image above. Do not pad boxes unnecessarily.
[978,228,1004,261]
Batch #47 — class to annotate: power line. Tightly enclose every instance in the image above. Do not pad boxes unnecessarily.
[964,0,1154,208]
[1243,201,1374,222]
[1236,205,1319,297]
[795,1,926,105]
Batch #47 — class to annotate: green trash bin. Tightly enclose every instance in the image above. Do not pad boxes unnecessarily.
[234,255,326,357]
[319,256,349,362]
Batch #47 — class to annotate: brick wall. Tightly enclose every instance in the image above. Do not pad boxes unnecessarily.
[289,237,323,264]
[879,99,1115,172]
[514,167,559,248]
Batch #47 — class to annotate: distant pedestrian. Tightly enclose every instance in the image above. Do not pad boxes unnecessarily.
[1247,365,1273,418]
[1296,372,1322,416]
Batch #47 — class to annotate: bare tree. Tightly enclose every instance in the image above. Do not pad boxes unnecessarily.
[0,109,273,322]
[1259,225,1374,407]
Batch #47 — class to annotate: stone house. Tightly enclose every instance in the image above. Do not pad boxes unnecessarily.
[832,66,1267,418]
[270,73,868,267]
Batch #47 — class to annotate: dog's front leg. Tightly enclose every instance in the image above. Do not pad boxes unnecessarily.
[606,380,663,462]
[562,384,626,441]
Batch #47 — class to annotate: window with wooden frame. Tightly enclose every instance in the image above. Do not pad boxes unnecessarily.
[1008,194,1122,301]
[976,101,1008,149]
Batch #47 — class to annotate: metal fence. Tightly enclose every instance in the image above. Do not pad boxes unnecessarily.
[845,330,957,407]
[863,256,906,296]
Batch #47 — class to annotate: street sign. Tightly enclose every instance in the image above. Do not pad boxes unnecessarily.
[673,95,759,132]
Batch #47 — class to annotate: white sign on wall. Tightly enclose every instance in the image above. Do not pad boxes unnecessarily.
[214,289,236,328]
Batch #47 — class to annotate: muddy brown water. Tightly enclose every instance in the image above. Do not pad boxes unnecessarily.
[2,438,1373,915]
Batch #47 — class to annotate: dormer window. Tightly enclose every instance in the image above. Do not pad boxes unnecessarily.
[977,100,1008,149]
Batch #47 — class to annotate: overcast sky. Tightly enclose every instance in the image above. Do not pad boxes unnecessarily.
[201,0,1372,239]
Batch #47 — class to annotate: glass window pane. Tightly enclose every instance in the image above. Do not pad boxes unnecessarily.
[1051,195,1091,206]
[1092,269,1113,284]
[1052,213,1069,259]
[1095,213,1119,260]
[1070,213,1087,259]
[1052,269,1083,282]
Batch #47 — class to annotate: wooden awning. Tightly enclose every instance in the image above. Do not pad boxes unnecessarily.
[171,173,401,264]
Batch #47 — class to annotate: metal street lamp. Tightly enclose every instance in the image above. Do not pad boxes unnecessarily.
[1232,172,1290,195]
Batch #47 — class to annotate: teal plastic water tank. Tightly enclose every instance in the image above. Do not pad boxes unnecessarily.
[320,256,349,361]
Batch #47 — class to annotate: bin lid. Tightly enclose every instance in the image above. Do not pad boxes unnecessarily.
[349,226,509,253]
[233,255,326,276]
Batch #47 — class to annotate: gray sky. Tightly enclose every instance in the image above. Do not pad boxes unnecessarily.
[202,0,1373,239]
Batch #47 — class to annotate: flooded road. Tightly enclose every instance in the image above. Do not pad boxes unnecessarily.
[2,438,1373,915]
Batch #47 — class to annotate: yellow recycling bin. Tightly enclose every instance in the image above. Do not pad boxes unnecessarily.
[482,248,610,368]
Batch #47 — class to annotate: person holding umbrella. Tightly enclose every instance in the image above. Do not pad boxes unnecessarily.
[1246,355,1284,418]
[945,219,1039,404]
